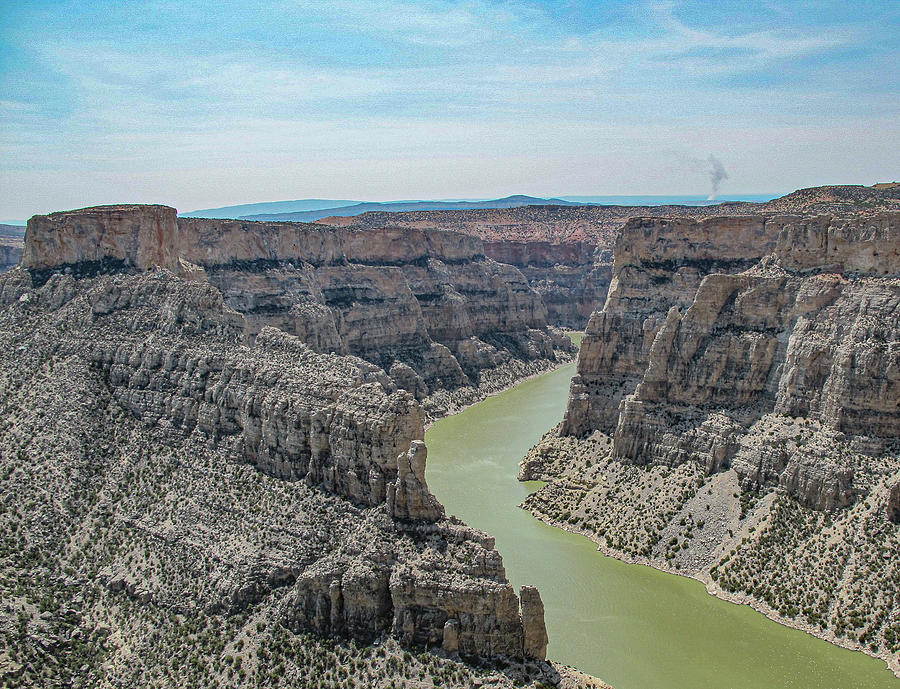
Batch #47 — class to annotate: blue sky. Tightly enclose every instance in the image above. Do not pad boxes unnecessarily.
[1,0,898,219]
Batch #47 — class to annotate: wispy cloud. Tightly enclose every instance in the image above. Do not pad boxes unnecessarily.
[1,0,897,217]
[309,0,541,47]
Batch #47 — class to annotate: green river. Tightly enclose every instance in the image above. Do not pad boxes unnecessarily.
[424,361,899,689]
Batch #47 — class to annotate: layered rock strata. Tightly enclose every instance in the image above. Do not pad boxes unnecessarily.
[23,206,575,419]
[483,240,613,328]
[323,204,639,329]
[563,211,899,507]
[1,208,555,688]
[522,210,900,674]
[322,184,899,329]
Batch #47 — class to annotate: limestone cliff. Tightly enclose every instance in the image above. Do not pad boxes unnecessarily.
[521,209,900,674]
[23,206,575,419]
[24,204,181,272]
[483,240,613,328]
[1,205,555,686]
[563,212,899,509]
[318,184,899,330]
[0,268,549,666]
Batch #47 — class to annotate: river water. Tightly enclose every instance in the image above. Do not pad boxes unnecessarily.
[424,361,899,689]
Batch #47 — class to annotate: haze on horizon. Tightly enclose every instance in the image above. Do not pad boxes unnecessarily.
[1,0,898,221]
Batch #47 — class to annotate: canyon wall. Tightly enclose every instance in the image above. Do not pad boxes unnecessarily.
[23,206,574,416]
[325,204,637,328]
[319,185,899,330]
[563,211,899,509]
[322,201,794,329]
[520,209,899,671]
[483,240,613,328]
[3,213,551,662]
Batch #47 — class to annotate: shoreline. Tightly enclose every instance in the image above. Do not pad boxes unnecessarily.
[423,351,576,431]
[522,504,900,680]
[419,345,616,688]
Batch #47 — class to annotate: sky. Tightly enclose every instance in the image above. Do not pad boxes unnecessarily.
[1,0,898,220]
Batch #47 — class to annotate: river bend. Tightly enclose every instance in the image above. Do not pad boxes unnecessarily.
[424,362,899,689]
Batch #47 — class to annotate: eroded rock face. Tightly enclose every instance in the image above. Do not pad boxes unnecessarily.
[520,585,548,660]
[24,204,180,273]
[562,212,900,510]
[888,482,900,524]
[7,204,558,661]
[0,264,548,662]
[774,212,899,275]
[563,215,779,437]
[387,441,444,522]
[327,190,894,329]
[483,240,612,328]
[22,206,573,413]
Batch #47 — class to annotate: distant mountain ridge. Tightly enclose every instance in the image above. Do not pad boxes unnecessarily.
[236,195,586,222]
[182,199,359,219]
[181,193,783,223]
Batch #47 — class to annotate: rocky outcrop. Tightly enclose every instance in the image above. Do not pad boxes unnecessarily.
[3,212,551,665]
[281,516,546,659]
[773,211,899,275]
[888,480,900,524]
[386,441,444,522]
[24,204,180,273]
[520,585,548,660]
[563,215,779,437]
[2,267,423,511]
[563,212,899,510]
[22,206,575,416]
[519,208,899,674]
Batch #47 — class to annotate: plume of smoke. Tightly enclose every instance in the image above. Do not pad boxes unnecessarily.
[706,155,728,200]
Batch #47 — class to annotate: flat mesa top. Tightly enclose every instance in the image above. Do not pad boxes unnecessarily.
[44,204,177,217]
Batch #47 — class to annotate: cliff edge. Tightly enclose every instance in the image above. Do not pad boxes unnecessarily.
[23,205,575,420]
[0,205,567,688]
[521,209,900,675]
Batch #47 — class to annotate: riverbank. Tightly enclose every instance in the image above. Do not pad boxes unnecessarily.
[422,331,582,427]
[525,501,900,678]
[423,352,574,427]
[519,433,900,679]
[426,362,899,689]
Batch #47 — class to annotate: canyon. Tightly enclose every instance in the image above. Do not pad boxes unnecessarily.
[2,185,898,687]
[23,205,575,419]
[521,205,900,675]
[0,204,593,689]
[322,184,900,329]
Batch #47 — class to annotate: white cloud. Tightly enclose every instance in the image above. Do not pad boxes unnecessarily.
[1,0,897,218]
